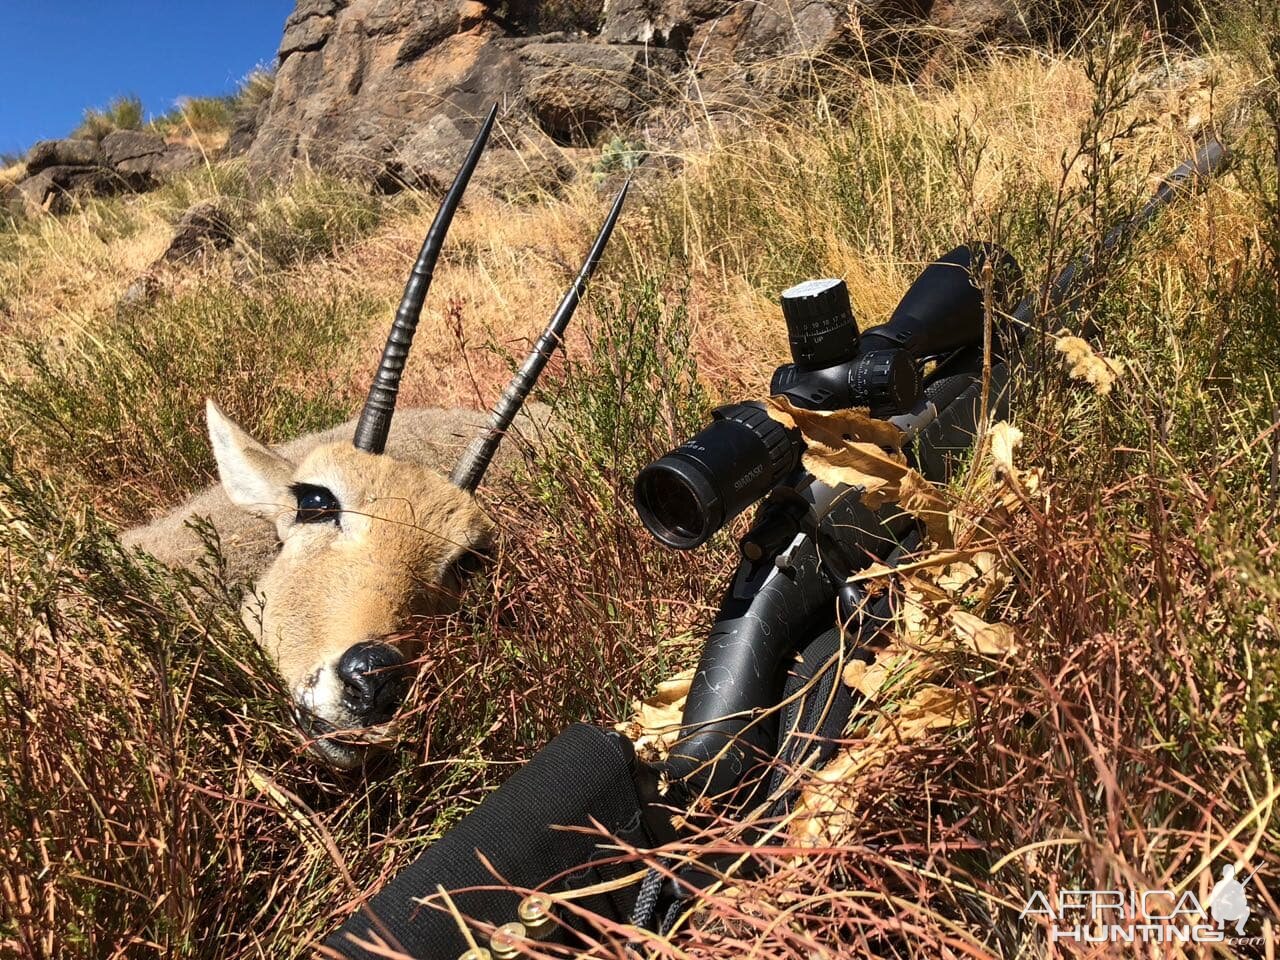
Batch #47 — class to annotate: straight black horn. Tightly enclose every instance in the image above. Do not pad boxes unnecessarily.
[449,179,631,492]
[353,103,498,454]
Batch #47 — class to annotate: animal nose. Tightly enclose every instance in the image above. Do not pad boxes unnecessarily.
[337,642,408,723]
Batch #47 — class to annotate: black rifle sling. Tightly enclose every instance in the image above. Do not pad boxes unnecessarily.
[768,625,857,803]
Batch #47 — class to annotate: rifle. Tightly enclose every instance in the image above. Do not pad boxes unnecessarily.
[325,134,1229,960]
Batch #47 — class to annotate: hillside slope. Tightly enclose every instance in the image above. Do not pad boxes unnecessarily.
[1,10,1278,959]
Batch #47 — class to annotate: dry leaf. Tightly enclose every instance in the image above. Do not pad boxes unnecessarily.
[841,659,870,693]
[898,469,954,548]
[1055,335,1125,396]
[802,441,911,507]
[850,549,985,584]
[901,576,1016,654]
[764,396,906,452]
[946,608,1017,655]
[654,670,693,704]
[890,684,969,740]
[935,550,1008,608]
[988,421,1023,477]
[764,395,913,507]
[618,669,694,759]
[948,420,1042,546]
[763,397,962,546]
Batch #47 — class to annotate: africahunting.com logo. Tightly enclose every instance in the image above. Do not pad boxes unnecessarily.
[1020,862,1266,947]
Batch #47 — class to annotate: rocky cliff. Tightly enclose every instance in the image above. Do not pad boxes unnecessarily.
[3,0,1155,214]
[241,0,1036,190]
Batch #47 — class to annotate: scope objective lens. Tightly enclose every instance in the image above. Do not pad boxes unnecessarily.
[634,403,801,549]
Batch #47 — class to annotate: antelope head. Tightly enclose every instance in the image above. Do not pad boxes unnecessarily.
[207,105,630,768]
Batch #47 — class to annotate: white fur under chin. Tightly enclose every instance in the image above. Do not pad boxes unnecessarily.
[305,731,367,771]
[293,667,400,770]
[294,666,363,769]
[295,664,349,727]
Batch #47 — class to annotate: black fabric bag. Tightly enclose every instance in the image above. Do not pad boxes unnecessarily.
[326,723,658,959]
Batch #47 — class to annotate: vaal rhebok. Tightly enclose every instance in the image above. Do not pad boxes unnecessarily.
[123,104,630,769]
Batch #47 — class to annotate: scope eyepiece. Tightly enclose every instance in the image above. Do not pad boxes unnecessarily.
[634,403,801,550]
[858,244,1021,357]
[780,278,859,369]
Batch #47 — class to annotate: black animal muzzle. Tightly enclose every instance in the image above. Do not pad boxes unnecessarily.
[337,641,409,725]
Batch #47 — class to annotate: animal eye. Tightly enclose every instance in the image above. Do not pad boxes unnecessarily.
[453,547,489,579]
[293,484,341,525]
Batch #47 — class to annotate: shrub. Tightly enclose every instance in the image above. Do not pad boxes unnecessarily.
[233,68,275,111]
[244,173,384,269]
[150,96,236,139]
[75,94,145,142]
[0,283,367,523]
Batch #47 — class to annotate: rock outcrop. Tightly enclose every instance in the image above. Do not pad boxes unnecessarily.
[119,200,239,309]
[8,131,199,215]
[100,130,199,180]
[160,201,236,265]
[14,165,113,215]
[522,41,682,143]
[243,0,1039,190]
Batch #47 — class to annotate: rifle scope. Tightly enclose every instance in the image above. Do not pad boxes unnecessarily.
[634,246,1015,550]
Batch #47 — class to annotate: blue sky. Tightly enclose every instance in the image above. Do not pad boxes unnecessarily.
[0,1,295,157]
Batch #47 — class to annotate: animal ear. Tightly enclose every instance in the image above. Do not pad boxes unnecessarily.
[206,399,295,521]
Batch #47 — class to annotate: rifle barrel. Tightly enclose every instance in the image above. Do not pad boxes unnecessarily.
[1009,134,1229,333]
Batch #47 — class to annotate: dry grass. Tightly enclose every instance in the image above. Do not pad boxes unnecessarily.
[2,8,1279,958]
[0,161,26,187]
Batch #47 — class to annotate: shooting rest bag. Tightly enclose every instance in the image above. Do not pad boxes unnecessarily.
[326,723,657,958]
